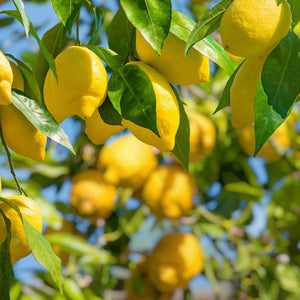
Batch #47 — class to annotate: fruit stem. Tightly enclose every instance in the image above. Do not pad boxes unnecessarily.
[75,17,81,46]
[0,124,27,196]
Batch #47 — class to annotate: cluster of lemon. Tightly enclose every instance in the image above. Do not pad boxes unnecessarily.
[220,0,292,162]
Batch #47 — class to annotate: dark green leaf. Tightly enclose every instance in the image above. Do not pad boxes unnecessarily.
[288,0,300,27]
[0,17,14,27]
[170,11,234,75]
[88,7,104,45]
[120,0,172,55]
[171,87,190,171]
[0,211,14,300]
[51,0,85,34]
[185,0,234,54]
[98,98,123,126]
[108,64,159,136]
[12,0,30,38]
[11,90,75,154]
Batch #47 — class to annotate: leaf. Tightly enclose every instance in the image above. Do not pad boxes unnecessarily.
[0,197,63,294]
[12,0,30,38]
[170,11,234,75]
[98,98,123,126]
[33,23,65,94]
[215,60,245,113]
[88,6,104,45]
[288,0,300,27]
[51,0,85,34]
[108,64,159,136]
[185,0,234,54]
[171,87,190,171]
[11,90,75,154]
[120,0,172,55]
[0,211,14,300]
[262,32,300,118]
[107,7,135,59]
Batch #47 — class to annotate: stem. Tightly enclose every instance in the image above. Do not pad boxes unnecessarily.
[75,17,80,46]
[0,124,27,196]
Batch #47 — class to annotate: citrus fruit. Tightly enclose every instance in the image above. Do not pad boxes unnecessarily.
[0,51,13,105]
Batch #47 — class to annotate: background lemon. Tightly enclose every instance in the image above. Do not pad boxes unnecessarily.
[0,52,13,105]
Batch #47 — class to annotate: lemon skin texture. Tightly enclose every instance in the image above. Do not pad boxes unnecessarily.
[70,169,117,223]
[147,232,204,293]
[86,109,124,145]
[136,30,209,85]
[44,46,108,123]
[0,62,46,161]
[0,195,43,264]
[98,134,158,190]
[220,0,292,57]
[0,52,13,105]
[142,164,196,220]
[238,123,291,163]
[230,55,267,129]
[123,61,180,153]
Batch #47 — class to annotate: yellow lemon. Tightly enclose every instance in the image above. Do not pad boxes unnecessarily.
[0,52,13,105]
[0,62,47,161]
[70,169,117,223]
[238,123,291,163]
[0,195,43,264]
[98,134,158,190]
[142,164,196,220]
[85,109,124,145]
[136,30,209,85]
[220,0,292,57]
[44,46,108,123]
[147,232,204,293]
[230,55,267,129]
[122,61,180,152]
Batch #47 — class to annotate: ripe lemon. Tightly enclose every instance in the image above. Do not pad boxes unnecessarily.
[0,52,13,105]
[85,109,124,145]
[230,55,267,129]
[136,30,209,85]
[141,164,196,220]
[238,123,291,163]
[44,46,108,123]
[98,134,158,190]
[147,232,204,293]
[70,169,117,223]
[220,0,292,57]
[0,195,43,264]
[0,61,47,161]
[122,61,179,152]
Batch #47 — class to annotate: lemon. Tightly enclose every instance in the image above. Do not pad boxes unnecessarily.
[0,195,43,264]
[98,134,158,190]
[0,52,13,105]
[85,109,124,145]
[147,232,204,293]
[142,164,195,220]
[220,0,292,57]
[238,123,291,163]
[122,61,180,152]
[0,61,47,161]
[230,55,267,129]
[44,46,108,123]
[70,169,117,223]
[136,30,209,85]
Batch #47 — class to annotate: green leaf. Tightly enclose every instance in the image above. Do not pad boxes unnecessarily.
[2,10,57,80]
[108,7,135,59]
[12,0,30,38]
[108,64,159,136]
[98,98,123,126]
[88,7,104,45]
[0,211,14,300]
[120,0,172,55]
[33,23,65,95]
[0,197,63,294]
[171,87,190,171]
[215,60,245,113]
[262,32,300,118]
[51,0,85,34]
[288,0,300,27]
[170,11,234,75]
[185,0,234,54]
[11,90,75,154]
